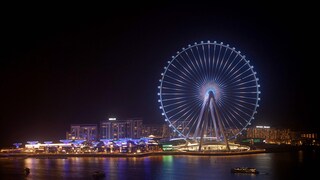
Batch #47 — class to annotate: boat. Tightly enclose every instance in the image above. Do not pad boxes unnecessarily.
[24,167,30,176]
[231,167,259,174]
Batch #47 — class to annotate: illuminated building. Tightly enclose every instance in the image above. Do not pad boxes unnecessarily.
[100,118,143,139]
[245,126,291,144]
[142,124,166,138]
[66,124,98,142]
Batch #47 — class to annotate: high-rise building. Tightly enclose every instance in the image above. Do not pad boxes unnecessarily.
[100,118,143,139]
[66,124,98,142]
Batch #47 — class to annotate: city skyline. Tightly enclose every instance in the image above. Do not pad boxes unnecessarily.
[1,3,317,147]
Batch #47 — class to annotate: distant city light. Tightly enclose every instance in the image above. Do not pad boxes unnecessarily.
[109,118,116,121]
[256,126,270,129]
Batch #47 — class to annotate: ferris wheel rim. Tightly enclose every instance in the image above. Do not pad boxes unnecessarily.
[158,40,260,139]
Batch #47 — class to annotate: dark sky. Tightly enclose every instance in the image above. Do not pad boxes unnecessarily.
[0,2,318,147]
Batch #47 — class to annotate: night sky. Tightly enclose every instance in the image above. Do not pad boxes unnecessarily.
[1,2,317,147]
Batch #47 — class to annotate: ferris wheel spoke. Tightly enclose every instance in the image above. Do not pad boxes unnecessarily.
[221,63,251,86]
[162,79,189,88]
[163,98,192,107]
[215,45,229,81]
[174,57,201,85]
[179,106,202,136]
[222,65,251,85]
[168,64,198,86]
[227,78,257,88]
[224,95,257,108]
[224,96,257,108]
[201,43,208,74]
[182,50,203,82]
[168,104,200,125]
[216,51,240,83]
[215,101,245,136]
[166,98,202,119]
[214,43,223,78]
[159,41,260,140]
[222,96,253,118]
[207,43,212,79]
[189,47,207,84]
[195,45,206,76]
[220,57,244,84]
[216,50,235,82]
[161,86,189,92]
[218,108,244,138]
[219,100,250,124]
[178,53,203,83]
[161,96,191,102]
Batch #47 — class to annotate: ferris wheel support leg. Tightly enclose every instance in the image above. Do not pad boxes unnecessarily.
[211,93,231,151]
[198,103,210,152]
[209,102,219,141]
[194,101,206,141]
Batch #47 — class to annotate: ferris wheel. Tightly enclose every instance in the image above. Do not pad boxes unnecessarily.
[158,41,260,142]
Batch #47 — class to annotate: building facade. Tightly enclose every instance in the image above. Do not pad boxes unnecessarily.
[245,126,291,144]
[66,124,98,142]
[142,124,166,138]
[100,118,143,139]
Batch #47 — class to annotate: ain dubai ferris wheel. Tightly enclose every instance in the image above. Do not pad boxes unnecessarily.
[158,41,261,151]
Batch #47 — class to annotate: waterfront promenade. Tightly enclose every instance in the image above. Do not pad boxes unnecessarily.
[0,149,266,158]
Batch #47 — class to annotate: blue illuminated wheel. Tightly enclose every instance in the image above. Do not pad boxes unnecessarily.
[158,41,260,141]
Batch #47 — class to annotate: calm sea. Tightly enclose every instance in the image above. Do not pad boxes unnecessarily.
[0,150,318,180]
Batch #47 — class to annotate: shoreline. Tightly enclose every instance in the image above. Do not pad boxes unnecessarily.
[0,149,267,158]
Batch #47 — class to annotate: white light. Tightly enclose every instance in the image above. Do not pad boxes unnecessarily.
[194,42,197,45]
[159,106,162,109]
[157,93,160,95]
[159,79,162,82]
[182,47,185,50]
[201,41,204,43]
[256,125,270,129]
[158,100,160,102]
[207,40,210,43]
[161,113,164,116]
[177,51,179,54]
[172,56,175,59]
[226,44,229,47]
[188,44,191,47]
[220,42,223,44]
[109,118,116,121]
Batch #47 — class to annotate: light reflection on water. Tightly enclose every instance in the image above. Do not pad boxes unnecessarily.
[0,151,318,180]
